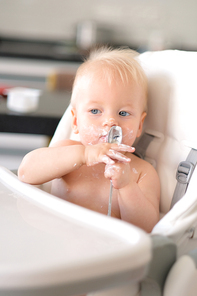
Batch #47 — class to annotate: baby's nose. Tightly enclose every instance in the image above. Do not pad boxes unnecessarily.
[102,117,117,127]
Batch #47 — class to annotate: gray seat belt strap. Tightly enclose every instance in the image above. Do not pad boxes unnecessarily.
[171,148,197,208]
[134,133,155,159]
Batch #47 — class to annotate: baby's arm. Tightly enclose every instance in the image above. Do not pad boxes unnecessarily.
[18,140,86,184]
[18,140,134,185]
[105,159,160,233]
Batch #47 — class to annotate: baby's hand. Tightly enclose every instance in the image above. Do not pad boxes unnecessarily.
[84,143,134,167]
[104,162,131,189]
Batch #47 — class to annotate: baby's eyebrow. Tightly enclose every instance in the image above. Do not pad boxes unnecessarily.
[83,100,100,107]
[88,100,100,104]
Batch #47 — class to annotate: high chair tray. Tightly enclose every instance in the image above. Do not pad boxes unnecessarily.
[0,166,151,295]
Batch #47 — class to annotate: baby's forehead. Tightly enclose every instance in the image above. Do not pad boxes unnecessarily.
[72,60,147,110]
[76,63,138,87]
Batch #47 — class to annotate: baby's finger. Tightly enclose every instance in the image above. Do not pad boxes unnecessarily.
[111,144,135,153]
[108,149,131,162]
[104,164,115,178]
[100,155,115,165]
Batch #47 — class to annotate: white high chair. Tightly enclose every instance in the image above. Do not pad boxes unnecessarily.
[1,50,197,296]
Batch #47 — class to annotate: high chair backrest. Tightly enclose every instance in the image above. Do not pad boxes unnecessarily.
[49,104,79,146]
[50,50,197,215]
[138,50,197,214]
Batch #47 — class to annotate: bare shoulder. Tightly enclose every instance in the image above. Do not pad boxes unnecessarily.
[51,139,82,147]
[131,154,160,199]
[131,154,159,179]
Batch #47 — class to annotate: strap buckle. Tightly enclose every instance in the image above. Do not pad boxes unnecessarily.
[176,161,194,184]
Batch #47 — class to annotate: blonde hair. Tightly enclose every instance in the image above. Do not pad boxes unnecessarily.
[71,46,147,111]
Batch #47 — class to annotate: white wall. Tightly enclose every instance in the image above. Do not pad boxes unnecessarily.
[0,0,197,50]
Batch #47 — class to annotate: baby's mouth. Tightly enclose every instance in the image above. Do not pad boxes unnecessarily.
[99,130,109,143]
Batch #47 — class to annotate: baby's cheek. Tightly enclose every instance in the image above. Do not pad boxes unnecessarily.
[122,127,134,145]
[79,124,99,145]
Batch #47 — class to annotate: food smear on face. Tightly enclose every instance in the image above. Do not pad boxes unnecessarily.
[79,124,113,145]
[122,127,134,143]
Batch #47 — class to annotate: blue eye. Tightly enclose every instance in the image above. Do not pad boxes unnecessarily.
[119,111,130,117]
[91,109,101,114]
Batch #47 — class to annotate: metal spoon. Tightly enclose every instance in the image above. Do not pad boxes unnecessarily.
[107,126,122,216]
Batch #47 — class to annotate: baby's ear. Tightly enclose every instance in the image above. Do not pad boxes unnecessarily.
[137,111,147,138]
[71,108,79,134]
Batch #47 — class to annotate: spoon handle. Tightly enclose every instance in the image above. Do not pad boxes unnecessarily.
[108,180,113,216]
[107,126,122,216]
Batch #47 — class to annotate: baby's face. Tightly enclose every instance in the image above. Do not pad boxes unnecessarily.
[71,73,146,147]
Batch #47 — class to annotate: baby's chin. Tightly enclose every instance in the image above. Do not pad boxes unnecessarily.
[80,135,133,146]
[80,135,108,146]
[80,138,98,146]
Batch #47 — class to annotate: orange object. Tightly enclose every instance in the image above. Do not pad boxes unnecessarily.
[0,86,12,98]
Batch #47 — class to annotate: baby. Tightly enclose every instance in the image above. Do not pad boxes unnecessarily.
[18,47,160,233]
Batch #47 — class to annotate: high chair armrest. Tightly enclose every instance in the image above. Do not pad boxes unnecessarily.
[188,249,197,266]
[141,235,177,296]
[163,249,197,296]
[152,167,197,256]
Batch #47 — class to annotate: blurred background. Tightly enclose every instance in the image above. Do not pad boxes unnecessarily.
[1,0,197,52]
[0,0,197,170]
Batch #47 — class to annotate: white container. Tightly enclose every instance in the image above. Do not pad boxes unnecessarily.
[7,87,41,113]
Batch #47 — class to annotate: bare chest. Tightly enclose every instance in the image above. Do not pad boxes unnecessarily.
[51,164,120,217]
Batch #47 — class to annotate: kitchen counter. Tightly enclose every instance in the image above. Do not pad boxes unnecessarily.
[0,91,71,136]
[0,37,85,62]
